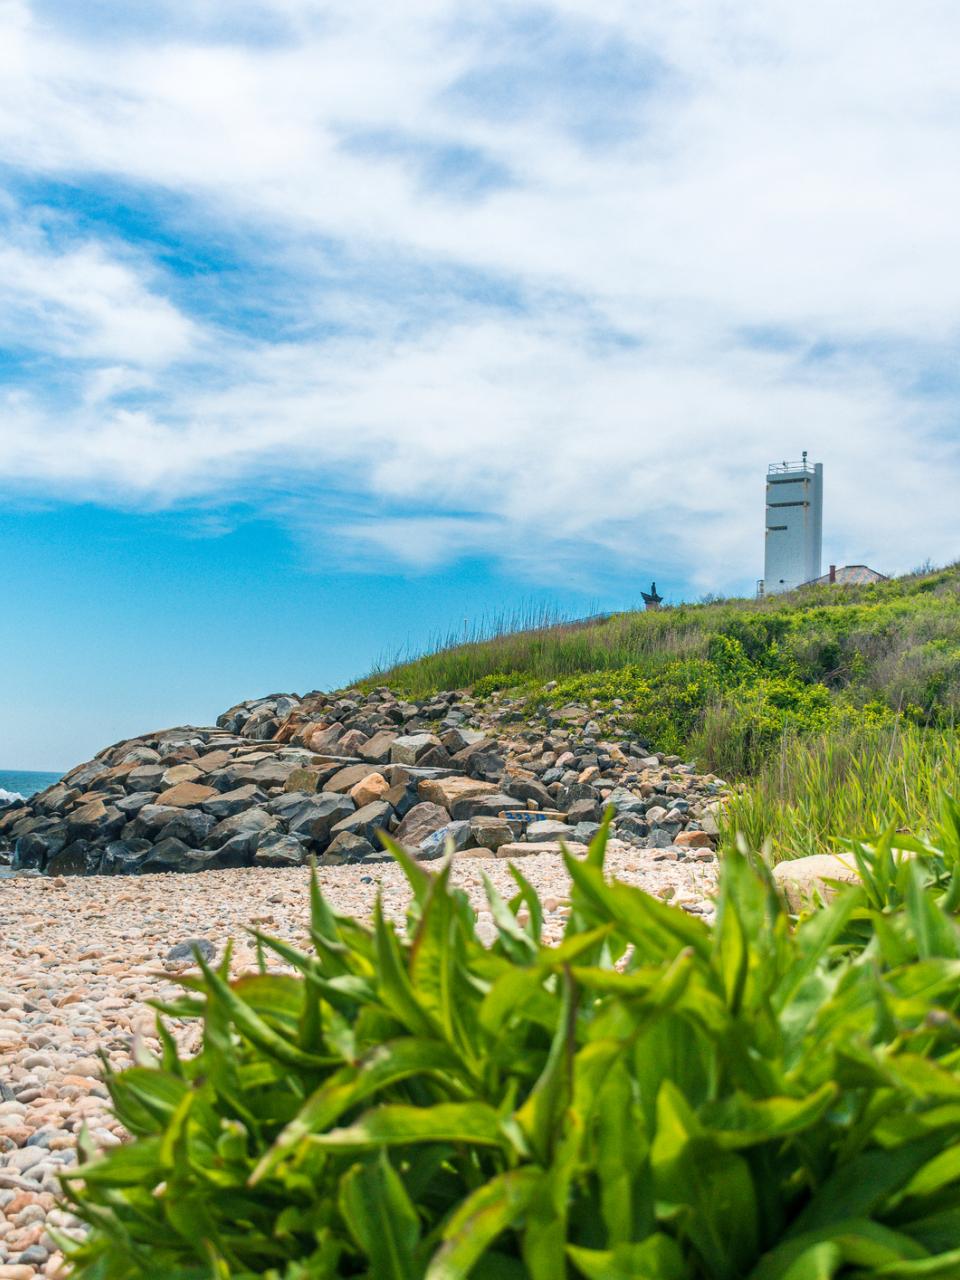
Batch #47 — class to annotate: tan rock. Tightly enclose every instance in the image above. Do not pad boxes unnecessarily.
[153,781,218,808]
[772,853,861,911]
[674,831,715,849]
[69,798,106,825]
[350,773,390,807]
[305,723,344,752]
[417,777,498,811]
[326,763,381,793]
[161,763,202,787]
[493,841,589,859]
[194,750,233,772]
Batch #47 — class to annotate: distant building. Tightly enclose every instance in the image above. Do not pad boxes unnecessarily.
[761,453,823,594]
[802,564,887,587]
[641,582,663,610]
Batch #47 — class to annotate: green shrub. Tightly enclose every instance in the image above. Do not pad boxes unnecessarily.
[63,825,960,1279]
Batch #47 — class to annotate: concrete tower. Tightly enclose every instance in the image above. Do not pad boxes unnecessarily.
[763,453,823,594]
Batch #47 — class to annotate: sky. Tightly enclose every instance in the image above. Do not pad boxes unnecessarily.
[2,0,960,769]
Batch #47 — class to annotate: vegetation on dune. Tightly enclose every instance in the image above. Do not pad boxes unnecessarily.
[362,565,960,856]
[64,815,960,1279]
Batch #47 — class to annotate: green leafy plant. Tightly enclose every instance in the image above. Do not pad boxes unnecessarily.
[63,821,960,1279]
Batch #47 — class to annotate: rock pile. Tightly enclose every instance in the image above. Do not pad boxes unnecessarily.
[0,687,729,877]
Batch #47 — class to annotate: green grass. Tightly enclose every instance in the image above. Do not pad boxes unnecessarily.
[363,565,960,733]
[358,564,960,858]
[723,722,960,861]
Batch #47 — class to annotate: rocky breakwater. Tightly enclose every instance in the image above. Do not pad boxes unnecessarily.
[0,686,730,878]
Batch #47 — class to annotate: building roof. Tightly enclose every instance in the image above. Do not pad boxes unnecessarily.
[802,565,887,587]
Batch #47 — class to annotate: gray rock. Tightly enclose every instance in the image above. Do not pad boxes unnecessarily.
[244,759,302,789]
[202,785,264,819]
[524,820,576,843]
[615,814,649,840]
[572,821,602,843]
[142,838,217,873]
[100,840,153,875]
[390,734,444,765]
[125,764,166,791]
[468,815,514,851]
[12,831,66,872]
[329,800,394,847]
[253,832,309,867]
[449,792,516,822]
[115,791,159,815]
[47,840,103,876]
[395,802,449,847]
[323,831,379,863]
[157,809,217,847]
[418,820,472,860]
[567,797,601,824]
[285,793,357,845]
[357,730,399,764]
[606,788,647,815]
[506,777,555,809]
[130,805,182,837]
[165,938,216,963]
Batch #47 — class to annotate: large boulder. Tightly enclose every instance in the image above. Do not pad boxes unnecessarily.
[142,839,219,874]
[390,734,444,766]
[772,853,863,911]
[418,820,472,860]
[202,785,264,819]
[505,777,555,809]
[206,808,278,851]
[253,833,309,867]
[358,730,399,764]
[325,763,382,794]
[160,763,203,788]
[100,840,153,875]
[329,800,394,847]
[48,840,103,876]
[285,793,357,846]
[395,802,449,848]
[449,793,516,822]
[156,809,217,847]
[155,781,218,809]
[417,777,499,812]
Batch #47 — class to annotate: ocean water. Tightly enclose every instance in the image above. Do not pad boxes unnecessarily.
[0,770,62,806]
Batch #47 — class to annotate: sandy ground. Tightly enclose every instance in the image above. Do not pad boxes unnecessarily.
[0,851,716,1278]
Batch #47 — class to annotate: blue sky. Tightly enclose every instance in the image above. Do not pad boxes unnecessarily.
[2,0,960,768]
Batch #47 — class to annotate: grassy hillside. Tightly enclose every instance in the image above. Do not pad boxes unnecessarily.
[363,564,960,856]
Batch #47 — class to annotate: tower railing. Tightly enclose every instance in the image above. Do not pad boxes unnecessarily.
[767,460,816,476]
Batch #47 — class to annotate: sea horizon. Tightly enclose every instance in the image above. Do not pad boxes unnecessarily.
[0,769,62,805]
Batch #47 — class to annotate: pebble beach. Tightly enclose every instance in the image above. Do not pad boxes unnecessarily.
[0,852,716,1277]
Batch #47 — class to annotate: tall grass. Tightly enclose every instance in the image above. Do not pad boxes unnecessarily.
[359,566,960,730]
[725,720,960,861]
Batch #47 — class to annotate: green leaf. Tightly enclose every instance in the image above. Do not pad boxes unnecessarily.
[567,1235,685,1280]
[375,900,441,1037]
[251,1038,470,1184]
[340,1153,421,1280]
[309,1102,515,1152]
[194,951,333,1071]
[426,1168,541,1280]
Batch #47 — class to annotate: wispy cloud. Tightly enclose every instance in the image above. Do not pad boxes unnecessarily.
[1,0,959,590]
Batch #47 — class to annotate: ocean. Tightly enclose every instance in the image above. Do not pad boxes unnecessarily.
[0,769,62,806]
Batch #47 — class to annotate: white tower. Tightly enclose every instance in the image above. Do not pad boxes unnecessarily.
[763,453,823,594]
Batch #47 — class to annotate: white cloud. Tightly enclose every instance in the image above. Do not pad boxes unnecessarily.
[0,0,959,589]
